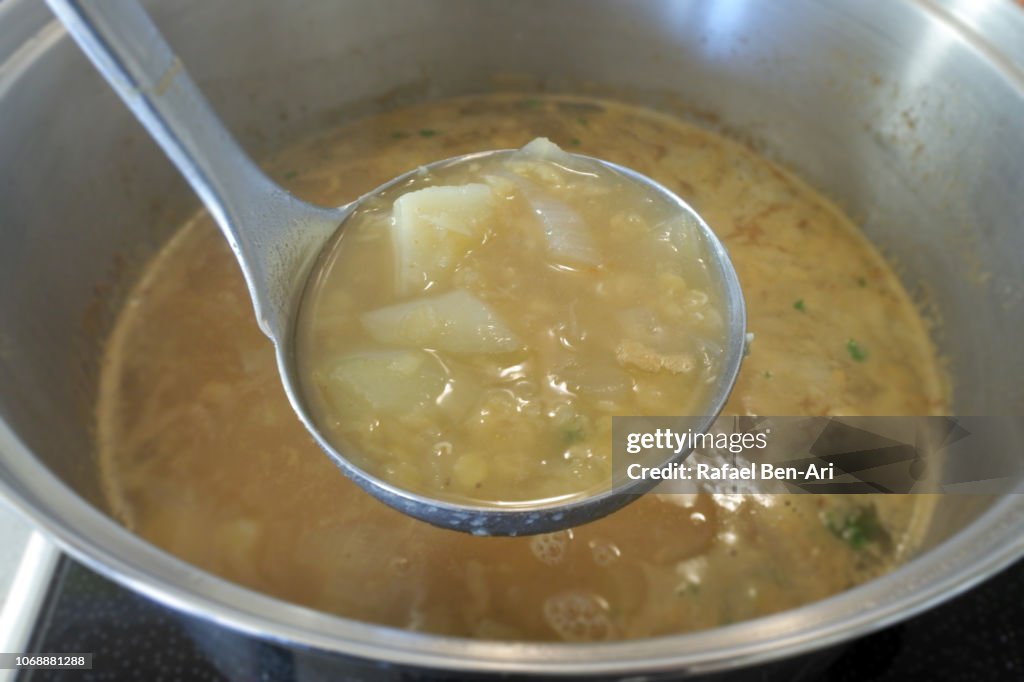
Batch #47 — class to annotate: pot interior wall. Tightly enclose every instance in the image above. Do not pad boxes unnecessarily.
[1,0,1021,550]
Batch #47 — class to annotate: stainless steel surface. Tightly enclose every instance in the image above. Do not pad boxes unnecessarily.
[0,506,34,619]
[0,0,1022,676]
[0,503,60,682]
[46,0,747,537]
[44,0,343,343]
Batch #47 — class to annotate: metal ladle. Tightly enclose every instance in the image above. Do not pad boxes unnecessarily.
[48,0,746,535]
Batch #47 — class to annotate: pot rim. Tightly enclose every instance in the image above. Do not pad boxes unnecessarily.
[2,0,1024,675]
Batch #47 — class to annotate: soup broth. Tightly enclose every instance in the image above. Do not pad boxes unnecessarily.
[98,95,948,641]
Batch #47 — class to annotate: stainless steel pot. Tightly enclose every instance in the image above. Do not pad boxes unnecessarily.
[1,0,1022,677]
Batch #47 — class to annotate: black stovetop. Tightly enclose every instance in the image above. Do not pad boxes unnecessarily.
[19,557,1024,681]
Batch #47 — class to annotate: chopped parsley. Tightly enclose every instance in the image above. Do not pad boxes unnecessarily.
[577,116,589,126]
[763,370,773,379]
[560,416,589,445]
[389,130,409,139]
[521,98,543,108]
[569,137,582,146]
[824,505,887,550]
[793,299,806,312]
[856,276,867,288]
[846,338,869,362]
[562,424,586,444]
[282,170,299,180]
[418,129,439,138]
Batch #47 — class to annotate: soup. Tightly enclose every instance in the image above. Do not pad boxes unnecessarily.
[297,137,730,504]
[98,94,948,641]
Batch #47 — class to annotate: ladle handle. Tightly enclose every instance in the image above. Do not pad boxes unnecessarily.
[44,0,340,339]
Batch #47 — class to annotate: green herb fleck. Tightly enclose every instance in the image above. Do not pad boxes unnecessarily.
[793,299,806,312]
[562,424,586,444]
[846,338,869,362]
[824,505,888,550]
[577,116,589,126]
[857,276,867,288]
[390,130,409,139]
[283,170,299,180]
[569,137,582,146]
[763,370,773,379]
[521,98,543,108]
[418,129,438,138]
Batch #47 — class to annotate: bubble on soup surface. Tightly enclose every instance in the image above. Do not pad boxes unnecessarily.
[542,590,616,642]
[588,538,622,567]
[530,530,572,566]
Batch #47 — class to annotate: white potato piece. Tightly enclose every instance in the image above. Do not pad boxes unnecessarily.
[529,194,603,267]
[392,184,495,294]
[517,137,593,173]
[327,350,448,412]
[519,136,567,160]
[488,139,604,267]
[361,290,522,353]
[514,139,603,266]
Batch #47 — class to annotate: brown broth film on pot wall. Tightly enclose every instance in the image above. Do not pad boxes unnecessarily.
[296,137,729,505]
[97,95,948,641]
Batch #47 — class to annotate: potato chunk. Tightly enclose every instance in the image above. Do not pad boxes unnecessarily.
[392,184,495,294]
[529,194,602,267]
[326,350,447,412]
[361,290,521,353]
[502,139,603,266]
[518,137,589,171]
